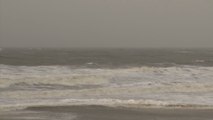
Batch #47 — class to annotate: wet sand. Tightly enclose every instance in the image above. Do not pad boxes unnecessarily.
[1,105,213,120]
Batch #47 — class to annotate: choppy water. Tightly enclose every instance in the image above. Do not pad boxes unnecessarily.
[0,48,213,110]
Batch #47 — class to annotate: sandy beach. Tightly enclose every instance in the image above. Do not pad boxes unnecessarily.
[0,105,213,120]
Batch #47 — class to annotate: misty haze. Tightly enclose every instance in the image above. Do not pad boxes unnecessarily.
[0,0,213,48]
[0,0,213,120]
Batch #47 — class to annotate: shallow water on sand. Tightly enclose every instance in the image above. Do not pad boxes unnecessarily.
[1,106,213,120]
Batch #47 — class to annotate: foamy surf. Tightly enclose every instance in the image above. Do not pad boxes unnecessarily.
[0,98,212,112]
[1,64,213,110]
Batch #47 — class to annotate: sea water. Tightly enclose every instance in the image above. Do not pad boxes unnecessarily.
[0,48,213,110]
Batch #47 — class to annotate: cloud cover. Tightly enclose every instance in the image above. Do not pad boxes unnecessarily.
[0,0,213,48]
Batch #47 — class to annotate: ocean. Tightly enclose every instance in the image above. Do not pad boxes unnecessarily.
[0,48,213,111]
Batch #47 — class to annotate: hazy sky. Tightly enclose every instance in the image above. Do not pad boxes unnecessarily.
[0,0,213,48]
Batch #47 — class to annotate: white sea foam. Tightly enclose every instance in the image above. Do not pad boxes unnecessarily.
[195,59,205,63]
[1,64,213,109]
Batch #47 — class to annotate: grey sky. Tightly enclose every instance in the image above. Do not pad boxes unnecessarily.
[0,0,213,48]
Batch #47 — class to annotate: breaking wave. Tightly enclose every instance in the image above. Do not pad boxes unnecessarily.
[1,64,213,109]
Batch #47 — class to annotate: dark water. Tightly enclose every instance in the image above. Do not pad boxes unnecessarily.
[0,48,213,67]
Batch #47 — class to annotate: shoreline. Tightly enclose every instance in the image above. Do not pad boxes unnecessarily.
[1,105,213,120]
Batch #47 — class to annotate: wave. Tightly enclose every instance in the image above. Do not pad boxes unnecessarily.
[1,64,213,109]
[1,64,213,88]
[1,98,213,111]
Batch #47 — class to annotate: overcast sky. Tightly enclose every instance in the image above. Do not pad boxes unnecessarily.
[0,0,213,48]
